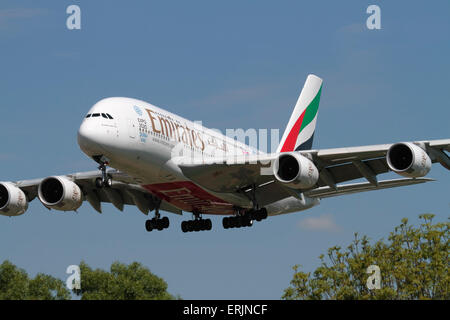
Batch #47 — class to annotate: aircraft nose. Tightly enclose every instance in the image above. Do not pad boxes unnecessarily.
[77,120,105,156]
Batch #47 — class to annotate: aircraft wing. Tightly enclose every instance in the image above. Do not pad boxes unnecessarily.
[304,178,434,198]
[176,139,449,205]
[11,169,182,215]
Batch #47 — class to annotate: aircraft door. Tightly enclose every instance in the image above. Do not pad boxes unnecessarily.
[128,118,137,139]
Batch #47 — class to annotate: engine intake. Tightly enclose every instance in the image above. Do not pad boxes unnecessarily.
[0,182,28,216]
[38,176,83,211]
[386,142,431,178]
[273,153,319,189]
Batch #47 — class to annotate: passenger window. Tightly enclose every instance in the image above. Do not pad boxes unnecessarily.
[92,113,100,117]
[101,113,108,119]
[106,113,114,119]
[86,114,91,118]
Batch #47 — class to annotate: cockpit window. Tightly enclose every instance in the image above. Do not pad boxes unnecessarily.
[85,114,91,118]
[106,113,114,119]
[92,113,100,117]
[101,113,108,119]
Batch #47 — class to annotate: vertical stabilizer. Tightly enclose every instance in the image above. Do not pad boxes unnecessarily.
[277,74,323,152]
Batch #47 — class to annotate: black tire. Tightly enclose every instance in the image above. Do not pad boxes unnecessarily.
[181,221,188,233]
[156,219,164,231]
[260,208,268,220]
[161,216,169,229]
[145,220,153,232]
[105,177,113,188]
[194,220,201,232]
[243,217,251,227]
[206,219,212,231]
[222,217,229,229]
[95,178,103,188]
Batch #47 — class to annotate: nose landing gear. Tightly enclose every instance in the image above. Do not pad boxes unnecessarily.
[95,160,112,188]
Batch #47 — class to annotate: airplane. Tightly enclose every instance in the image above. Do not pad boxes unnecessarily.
[1,74,449,233]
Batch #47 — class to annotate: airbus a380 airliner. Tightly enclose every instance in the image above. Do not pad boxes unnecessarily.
[1,75,449,233]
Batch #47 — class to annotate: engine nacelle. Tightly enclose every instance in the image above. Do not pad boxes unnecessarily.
[386,142,431,178]
[273,152,319,189]
[0,182,28,216]
[38,176,83,211]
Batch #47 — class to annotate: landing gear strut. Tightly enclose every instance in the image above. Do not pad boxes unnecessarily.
[95,162,112,188]
[181,212,212,233]
[145,203,170,232]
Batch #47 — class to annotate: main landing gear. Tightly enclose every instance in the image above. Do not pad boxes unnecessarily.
[181,213,212,233]
[95,162,112,188]
[145,205,170,232]
[222,208,268,229]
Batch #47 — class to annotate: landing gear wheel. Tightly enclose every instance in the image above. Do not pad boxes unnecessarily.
[161,216,169,229]
[95,177,103,188]
[145,219,153,232]
[105,176,113,188]
[181,216,212,233]
[222,217,229,229]
[254,208,268,221]
[145,216,169,232]
[156,219,164,231]
[259,208,268,220]
[205,219,212,231]
[95,175,112,188]
[193,221,201,232]
[181,221,188,233]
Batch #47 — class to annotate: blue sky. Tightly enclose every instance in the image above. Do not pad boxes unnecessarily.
[0,1,449,299]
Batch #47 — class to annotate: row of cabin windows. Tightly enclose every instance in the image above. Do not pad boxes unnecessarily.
[85,113,114,119]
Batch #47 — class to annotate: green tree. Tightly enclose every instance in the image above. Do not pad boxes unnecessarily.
[0,261,70,300]
[76,261,175,300]
[283,214,449,300]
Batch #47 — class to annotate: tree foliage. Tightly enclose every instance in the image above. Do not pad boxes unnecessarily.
[0,260,175,300]
[76,261,175,300]
[283,214,449,300]
[0,261,70,300]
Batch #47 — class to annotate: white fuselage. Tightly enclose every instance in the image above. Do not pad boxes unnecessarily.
[77,97,319,216]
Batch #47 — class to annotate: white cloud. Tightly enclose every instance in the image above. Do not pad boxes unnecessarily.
[298,214,342,232]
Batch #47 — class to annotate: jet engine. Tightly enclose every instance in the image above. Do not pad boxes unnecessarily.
[0,182,28,216]
[386,142,431,178]
[273,152,319,189]
[38,176,83,211]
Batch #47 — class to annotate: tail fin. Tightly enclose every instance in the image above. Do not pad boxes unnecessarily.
[277,74,323,152]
